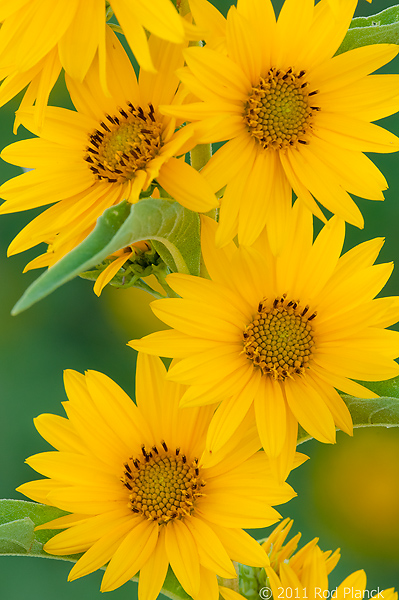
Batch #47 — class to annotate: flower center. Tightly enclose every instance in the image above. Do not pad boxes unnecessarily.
[85,103,163,183]
[244,68,319,150]
[243,295,316,380]
[122,441,205,524]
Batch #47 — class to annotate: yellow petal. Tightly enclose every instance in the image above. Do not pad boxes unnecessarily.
[157,157,218,212]
[93,252,132,297]
[165,520,201,599]
[100,519,158,592]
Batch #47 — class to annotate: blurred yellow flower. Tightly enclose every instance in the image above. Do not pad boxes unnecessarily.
[220,519,397,600]
[164,0,399,248]
[0,29,217,268]
[130,204,399,478]
[265,520,396,600]
[263,517,340,577]
[17,353,298,599]
[0,0,192,129]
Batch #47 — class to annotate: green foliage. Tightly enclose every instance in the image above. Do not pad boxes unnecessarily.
[0,499,74,559]
[11,197,201,315]
[337,5,399,54]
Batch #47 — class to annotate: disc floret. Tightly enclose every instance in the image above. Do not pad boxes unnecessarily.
[85,103,163,183]
[122,441,205,524]
[244,67,319,150]
[243,295,316,380]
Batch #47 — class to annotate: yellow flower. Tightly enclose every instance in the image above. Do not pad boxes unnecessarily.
[164,0,399,248]
[219,519,397,600]
[265,520,395,600]
[129,205,399,477]
[0,0,192,129]
[17,353,299,599]
[263,517,340,577]
[0,28,217,266]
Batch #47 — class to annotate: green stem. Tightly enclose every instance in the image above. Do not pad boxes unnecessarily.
[121,278,165,299]
[155,270,180,298]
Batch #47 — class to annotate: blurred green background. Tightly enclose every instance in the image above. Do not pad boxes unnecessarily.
[1,0,399,598]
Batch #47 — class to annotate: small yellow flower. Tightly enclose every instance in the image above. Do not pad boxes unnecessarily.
[17,353,299,599]
[262,518,340,576]
[164,0,399,248]
[130,204,399,477]
[0,0,193,129]
[219,519,397,600]
[265,520,395,600]
[0,29,217,267]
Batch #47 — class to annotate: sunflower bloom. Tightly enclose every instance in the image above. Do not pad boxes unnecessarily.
[220,519,397,600]
[0,0,193,129]
[0,28,217,266]
[17,353,299,598]
[130,205,399,473]
[163,0,399,248]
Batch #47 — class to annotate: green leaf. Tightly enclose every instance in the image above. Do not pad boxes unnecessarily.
[337,5,399,55]
[0,518,35,554]
[12,197,201,315]
[297,382,399,445]
[0,499,74,558]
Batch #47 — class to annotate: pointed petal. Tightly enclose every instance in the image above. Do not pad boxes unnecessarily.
[165,520,201,599]
[138,527,169,600]
[185,517,237,578]
[284,377,336,444]
[254,378,287,458]
[101,520,158,592]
